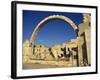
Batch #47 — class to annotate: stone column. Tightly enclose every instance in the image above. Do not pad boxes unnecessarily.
[77,13,91,66]
[77,37,84,66]
[78,44,83,66]
[83,13,91,65]
[84,28,91,65]
[72,50,77,67]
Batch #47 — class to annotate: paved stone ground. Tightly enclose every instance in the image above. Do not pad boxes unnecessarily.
[23,63,64,69]
[23,60,73,69]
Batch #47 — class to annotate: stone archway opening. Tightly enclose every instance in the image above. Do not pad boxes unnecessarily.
[30,15,78,45]
[28,15,79,65]
[34,18,77,48]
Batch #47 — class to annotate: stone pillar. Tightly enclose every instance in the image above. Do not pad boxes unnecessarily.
[73,59,77,67]
[68,48,73,66]
[77,37,84,66]
[83,13,91,65]
[78,44,83,66]
[69,56,73,66]
[72,50,77,67]
[77,13,91,66]
[84,28,91,65]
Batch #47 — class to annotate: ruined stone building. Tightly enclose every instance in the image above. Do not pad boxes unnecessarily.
[23,14,91,67]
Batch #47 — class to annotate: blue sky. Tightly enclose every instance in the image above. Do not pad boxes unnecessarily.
[23,10,83,47]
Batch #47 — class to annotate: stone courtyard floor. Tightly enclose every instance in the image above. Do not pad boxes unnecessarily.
[23,60,74,69]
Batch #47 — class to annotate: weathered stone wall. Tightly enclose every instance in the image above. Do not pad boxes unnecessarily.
[22,40,33,63]
[78,13,91,66]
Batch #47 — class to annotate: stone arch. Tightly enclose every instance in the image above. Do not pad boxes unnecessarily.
[30,15,78,44]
